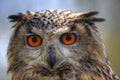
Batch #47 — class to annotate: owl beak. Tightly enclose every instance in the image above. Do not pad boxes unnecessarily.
[47,46,56,68]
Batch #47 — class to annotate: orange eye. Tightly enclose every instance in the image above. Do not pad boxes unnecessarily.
[27,35,42,47]
[60,33,77,45]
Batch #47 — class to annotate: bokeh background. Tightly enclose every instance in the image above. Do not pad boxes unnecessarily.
[0,0,120,80]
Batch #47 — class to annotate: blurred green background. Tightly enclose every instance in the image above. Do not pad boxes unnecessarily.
[0,0,120,80]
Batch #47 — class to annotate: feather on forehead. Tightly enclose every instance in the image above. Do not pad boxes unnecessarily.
[8,10,105,29]
[31,26,71,36]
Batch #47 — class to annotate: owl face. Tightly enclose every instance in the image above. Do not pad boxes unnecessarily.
[7,10,107,79]
[12,23,85,75]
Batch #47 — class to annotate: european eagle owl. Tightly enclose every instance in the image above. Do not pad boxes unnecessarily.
[7,10,120,80]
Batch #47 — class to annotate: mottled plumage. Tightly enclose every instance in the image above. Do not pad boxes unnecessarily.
[7,10,119,80]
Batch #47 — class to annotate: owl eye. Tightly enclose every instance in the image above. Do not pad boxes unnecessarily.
[60,33,77,45]
[26,35,42,47]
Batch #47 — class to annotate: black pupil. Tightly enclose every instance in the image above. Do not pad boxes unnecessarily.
[32,37,37,42]
[66,35,72,41]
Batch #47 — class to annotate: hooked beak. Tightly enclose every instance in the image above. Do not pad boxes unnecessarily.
[47,46,56,68]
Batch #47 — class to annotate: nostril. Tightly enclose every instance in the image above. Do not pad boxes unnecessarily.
[47,46,56,68]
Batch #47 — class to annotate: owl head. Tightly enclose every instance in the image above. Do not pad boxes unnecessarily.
[7,10,108,80]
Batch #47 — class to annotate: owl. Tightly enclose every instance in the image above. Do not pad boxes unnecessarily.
[7,10,119,80]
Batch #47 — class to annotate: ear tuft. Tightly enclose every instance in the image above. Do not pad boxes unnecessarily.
[8,13,26,22]
[8,11,34,22]
[79,17,105,22]
[80,11,99,17]
[73,11,105,23]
